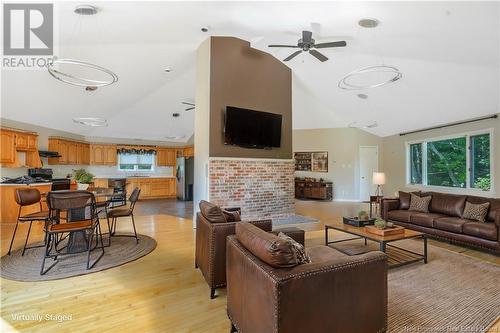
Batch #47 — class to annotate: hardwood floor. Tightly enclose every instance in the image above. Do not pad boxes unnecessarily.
[1,200,498,332]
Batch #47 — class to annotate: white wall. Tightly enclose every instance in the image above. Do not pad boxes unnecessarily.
[193,38,211,215]
[293,128,384,201]
[382,115,500,197]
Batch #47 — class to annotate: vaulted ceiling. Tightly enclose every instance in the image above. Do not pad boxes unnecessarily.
[2,1,499,140]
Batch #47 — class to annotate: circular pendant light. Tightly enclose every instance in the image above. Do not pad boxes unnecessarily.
[338,65,402,90]
[73,117,108,127]
[48,5,118,89]
[48,58,118,88]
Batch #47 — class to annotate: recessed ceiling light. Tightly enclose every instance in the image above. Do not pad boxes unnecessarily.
[172,113,180,118]
[164,66,172,73]
[348,121,378,129]
[74,5,98,16]
[73,117,107,127]
[358,18,379,28]
[85,86,98,91]
[201,27,209,32]
[357,93,368,99]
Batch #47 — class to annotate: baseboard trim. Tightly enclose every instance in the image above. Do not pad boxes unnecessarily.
[332,199,363,203]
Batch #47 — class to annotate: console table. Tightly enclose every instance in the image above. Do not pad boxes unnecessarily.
[295,180,333,201]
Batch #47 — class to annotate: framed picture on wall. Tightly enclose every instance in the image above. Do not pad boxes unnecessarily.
[312,152,328,172]
[294,152,312,171]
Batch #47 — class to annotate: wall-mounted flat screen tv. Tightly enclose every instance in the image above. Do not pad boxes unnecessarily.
[224,106,282,149]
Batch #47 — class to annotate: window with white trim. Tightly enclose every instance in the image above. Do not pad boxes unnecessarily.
[407,131,492,191]
[118,153,155,172]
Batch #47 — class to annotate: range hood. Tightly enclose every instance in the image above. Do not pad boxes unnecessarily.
[38,150,61,158]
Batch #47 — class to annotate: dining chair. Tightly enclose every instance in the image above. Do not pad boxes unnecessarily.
[107,187,141,244]
[7,188,50,256]
[42,190,105,275]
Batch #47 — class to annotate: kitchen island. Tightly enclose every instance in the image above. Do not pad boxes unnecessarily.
[0,183,52,223]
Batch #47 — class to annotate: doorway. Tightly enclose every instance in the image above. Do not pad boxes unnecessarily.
[359,146,379,202]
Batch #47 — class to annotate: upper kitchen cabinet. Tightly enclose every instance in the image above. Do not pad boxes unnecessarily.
[1,128,41,167]
[157,147,176,167]
[184,146,194,157]
[90,144,117,165]
[48,138,90,165]
[0,129,17,164]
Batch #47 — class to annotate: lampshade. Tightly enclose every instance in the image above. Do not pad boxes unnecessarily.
[372,172,386,185]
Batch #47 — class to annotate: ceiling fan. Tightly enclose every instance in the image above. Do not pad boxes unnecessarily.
[182,102,195,111]
[268,30,346,62]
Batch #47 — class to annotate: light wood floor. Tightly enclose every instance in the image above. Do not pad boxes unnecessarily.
[1,200,498,332]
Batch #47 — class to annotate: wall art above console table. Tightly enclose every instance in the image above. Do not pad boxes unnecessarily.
[294,151,328,172]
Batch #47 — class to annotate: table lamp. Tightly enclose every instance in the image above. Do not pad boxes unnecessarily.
[372,172,386,196]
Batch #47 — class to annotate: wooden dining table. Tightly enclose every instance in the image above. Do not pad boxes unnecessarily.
[51,188,115,253]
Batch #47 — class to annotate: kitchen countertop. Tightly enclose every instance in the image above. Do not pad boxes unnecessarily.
[0,182,52,187]
[92,175,175,179]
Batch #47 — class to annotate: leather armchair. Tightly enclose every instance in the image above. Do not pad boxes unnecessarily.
[195,212,273,299]
[226,234,388,333]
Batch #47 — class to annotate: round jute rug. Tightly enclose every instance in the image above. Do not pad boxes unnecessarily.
[1,234,156,281]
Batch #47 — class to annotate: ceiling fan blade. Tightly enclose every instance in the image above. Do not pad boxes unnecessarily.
[182,102,195,106]
[314,41,347,49]
[309,49,328,62]
[185,107,195,111]
[268,44,299,48]
[283,50,302,61]
[302,30,313,43]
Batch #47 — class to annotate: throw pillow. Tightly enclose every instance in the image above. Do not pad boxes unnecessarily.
[222,210,241,222]
[399,191,422,210]
[462,201,490,223]
[409,194,431,213]
[199,200,226,223]
[278,232,311,264]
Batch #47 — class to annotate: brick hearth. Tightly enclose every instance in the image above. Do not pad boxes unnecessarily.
[209,158,295,219]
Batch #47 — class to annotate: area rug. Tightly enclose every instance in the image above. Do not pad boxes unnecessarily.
[1,234,156,281]
[272,214,319,226]
[332,238,500,332]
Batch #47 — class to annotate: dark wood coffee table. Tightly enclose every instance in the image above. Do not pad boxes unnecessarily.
[325,221,427,268]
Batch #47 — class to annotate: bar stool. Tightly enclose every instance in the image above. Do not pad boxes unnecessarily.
[7,188,50,256]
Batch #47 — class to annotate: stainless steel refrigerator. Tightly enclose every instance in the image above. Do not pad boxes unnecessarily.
[176,157,194,201]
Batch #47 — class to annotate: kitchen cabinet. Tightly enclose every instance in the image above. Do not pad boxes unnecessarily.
[125,177,176,199]
[0,130,17,164]
[48,139,70,164]
[67,142,78,164]
[104,145,117,165]
[93,178,109,188]
[184,146,194,157]
[27,135,37,150]
[0,183,51,223]
[15,133,29,150]
[157,148,176,167]
[90,144,116,166]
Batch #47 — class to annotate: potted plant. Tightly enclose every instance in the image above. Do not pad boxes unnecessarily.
[357,210,369,220]
[73,169,94,190]
[374,219,387,230]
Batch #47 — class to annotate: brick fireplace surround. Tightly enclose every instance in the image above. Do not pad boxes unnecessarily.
[209,158,295,219]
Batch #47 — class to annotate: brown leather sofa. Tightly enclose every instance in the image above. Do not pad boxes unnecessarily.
[227,223,388,333]
[382,191,500,253]
[195,203,305,299]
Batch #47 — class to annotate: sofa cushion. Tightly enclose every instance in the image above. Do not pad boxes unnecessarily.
[398,191,422,210]
[199,200,226,223]
[307,245,348,263]
[463,222,498,241]
[278,232,311,264]
[410,213,447,228]
[466,196,500,222]
[462,201,490,223]
[409,194,432,212]
[429,192,466,217]
[387,210,414,223]
[434,217,471,233]
[235,222,298,268]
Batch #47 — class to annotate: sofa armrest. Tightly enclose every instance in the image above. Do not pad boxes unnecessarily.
[275,250,387,333]
[381,198,400,220]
